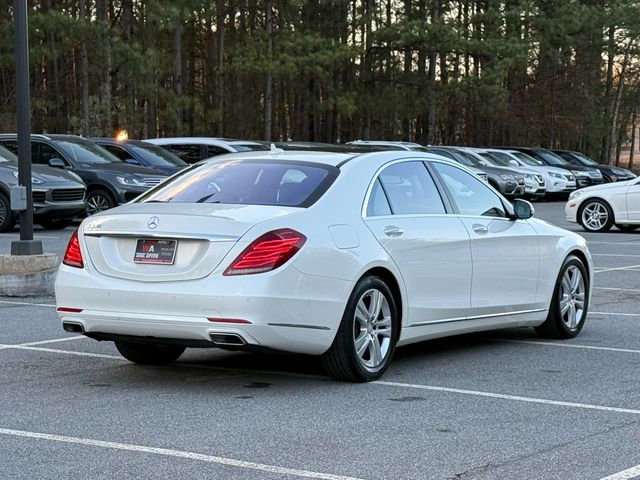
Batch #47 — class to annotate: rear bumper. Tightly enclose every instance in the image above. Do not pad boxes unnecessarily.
[55,264,350,355]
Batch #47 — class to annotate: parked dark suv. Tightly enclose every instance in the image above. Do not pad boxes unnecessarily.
[552,149,636,183]
[0,134,168,215]
[0,144,86,231]
[498,147,604,188]
[90,138,188,175]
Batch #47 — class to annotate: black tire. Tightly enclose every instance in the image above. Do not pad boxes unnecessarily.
[115,341,186,365]
[535,255,589,339]
[86,189,115,216]
[577,198,614,232]
[616,224,640,232]
[0,192,15,233]
[39,217,72,230]
[321,275,399,382]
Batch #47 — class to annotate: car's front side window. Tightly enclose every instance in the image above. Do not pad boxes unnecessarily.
[433,162,507,218]
[376,161,446,215]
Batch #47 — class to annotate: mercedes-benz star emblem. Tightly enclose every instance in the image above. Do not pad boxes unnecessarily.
[147,216,159,229]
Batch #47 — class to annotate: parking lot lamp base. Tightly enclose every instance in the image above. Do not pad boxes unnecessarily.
[11,240,43,256]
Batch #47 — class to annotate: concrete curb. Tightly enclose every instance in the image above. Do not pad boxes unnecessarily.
[0,254,58,297]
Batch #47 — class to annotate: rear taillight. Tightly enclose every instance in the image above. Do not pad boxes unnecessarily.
[224,228,306,276]
[63,230,84,268]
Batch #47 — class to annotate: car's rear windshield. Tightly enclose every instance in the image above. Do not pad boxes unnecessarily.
[137,160,339,207]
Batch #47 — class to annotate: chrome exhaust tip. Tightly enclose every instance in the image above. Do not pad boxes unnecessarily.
[62,322,84,334]
[209,333,246,346]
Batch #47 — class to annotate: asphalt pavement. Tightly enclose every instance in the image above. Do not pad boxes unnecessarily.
[1,202,640,480]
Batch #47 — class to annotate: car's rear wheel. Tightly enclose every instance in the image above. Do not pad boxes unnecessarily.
[616,224,639,232]
[0,193,15,233]
[86,189,115,216]
[39,217,73,230]
[321,276,398,382]
[578,199,614,232]
[114,341,186,365]
[535,255,589,339]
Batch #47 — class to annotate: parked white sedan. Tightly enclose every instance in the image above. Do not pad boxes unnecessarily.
[56,150,593,381]
[565,178,640,232]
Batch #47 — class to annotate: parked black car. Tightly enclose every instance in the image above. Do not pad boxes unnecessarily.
[0,134,168,215]
[427,146,526,198]
[90,138,188,175]
[0,144,86,231]
[552,149,636,183]
[497,147,604,188]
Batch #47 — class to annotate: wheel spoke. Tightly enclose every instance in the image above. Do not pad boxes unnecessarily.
[368,290,383,320]
[569,269,580,293]
[376,326,392,338]
[355,301,369,326]
[568,303,576,329]
[561,275,571,295]
[560,297,571,316]
[370,335,383,366]
[355,332,368,357]
[373,315,391,328]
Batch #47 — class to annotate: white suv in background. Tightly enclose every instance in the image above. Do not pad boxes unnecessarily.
[144,137,268,164]
[486,148,576,195]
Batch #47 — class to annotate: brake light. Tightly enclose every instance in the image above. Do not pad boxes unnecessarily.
[57,307,83,313]
[224,229,306,276]
[63,230,84,268]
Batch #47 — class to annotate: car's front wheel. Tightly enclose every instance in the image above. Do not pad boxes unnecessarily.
[321,275,398,382]
[86,189,115,216]
[115,341,186,365]
[535,255,589,339]
[0,193,15,233]
[578,199,614,232]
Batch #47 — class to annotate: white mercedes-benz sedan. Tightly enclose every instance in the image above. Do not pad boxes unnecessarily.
[56,150,593,381]
[565,178,640,232]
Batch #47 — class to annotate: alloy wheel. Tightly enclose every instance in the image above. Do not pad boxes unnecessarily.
[559,265,585,330]
[87,194,111,215]
[353,288,392,371]
[581,202,608,231]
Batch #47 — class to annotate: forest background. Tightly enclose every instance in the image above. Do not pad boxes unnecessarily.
[1,0,639,165]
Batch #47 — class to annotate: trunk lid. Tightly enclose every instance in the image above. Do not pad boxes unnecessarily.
[81,203,298,282]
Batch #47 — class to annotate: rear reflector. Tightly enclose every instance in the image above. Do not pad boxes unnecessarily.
[57,307,83,313]
[207,317,252,324]
[224,228,306,276]
[63,230,84,268]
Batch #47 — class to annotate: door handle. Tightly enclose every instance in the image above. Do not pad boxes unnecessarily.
[472,224,489,234]
[383,226,404,237]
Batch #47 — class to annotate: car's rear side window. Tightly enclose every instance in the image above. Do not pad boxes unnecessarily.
[377,161,446,215]
[138,160,338,208]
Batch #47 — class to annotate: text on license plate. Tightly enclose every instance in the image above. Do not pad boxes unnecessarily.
[133,239,177,265]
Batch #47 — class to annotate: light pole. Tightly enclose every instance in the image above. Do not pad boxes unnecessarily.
[11,0,42,255]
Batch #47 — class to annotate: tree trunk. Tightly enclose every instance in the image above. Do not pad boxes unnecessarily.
[217,0,225,137]
[79,0,89,136]
[96,0,112,135]
[264,0,273,141]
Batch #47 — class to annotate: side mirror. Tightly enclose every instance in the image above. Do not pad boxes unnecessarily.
[124,158,141,165]
[48,158,66,168]
[513,199,534,220]
[509,160,518,166]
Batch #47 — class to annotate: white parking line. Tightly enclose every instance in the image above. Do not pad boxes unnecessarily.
[588,241,640,245]
[595,287,640,293]
[599,465,640,480]
[591,312,640,317]
[20,336,87,346]
[0,344,121,360]
[374,381,640,415]
[0,299,55,308]
[0,428,363,480]
[4,342,640,417]
[592,254,640,258]
[594,264,640,273]
[0,234,61,239]
[495,339,640,355]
